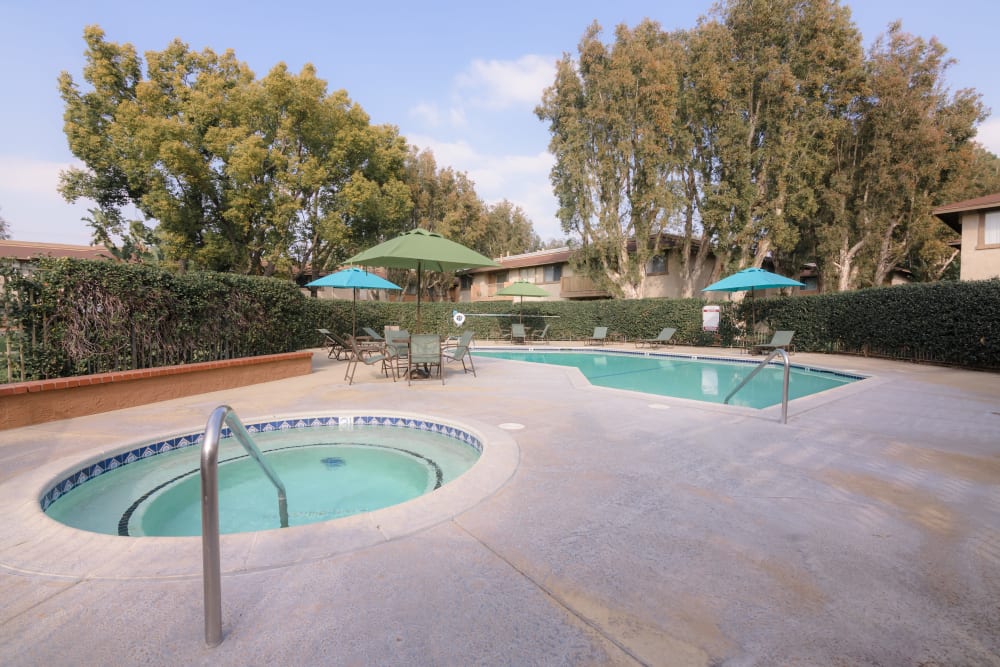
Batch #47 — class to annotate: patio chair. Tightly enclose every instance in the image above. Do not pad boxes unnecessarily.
[750,330,795,355]
[529,323,551,344]
[634,327,676,349]
[586,326,608,345]
[443,330,476,376]
[510,323,527,344]
[317,328,349,360]
[344,335,396,385]
[385,329,410,376]
[407,333,444,385]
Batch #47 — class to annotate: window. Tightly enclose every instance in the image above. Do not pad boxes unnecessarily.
[983,210,1000,246]
[493,271,507,285]
[646,254,667,275]
[543,264,562,283]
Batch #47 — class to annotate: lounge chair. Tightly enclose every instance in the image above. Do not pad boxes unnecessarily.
[635,327,676,349]
[510,323,527,344]
[317,328,349,360]
[443,330,476,376]
[750,330,795,355]
[407,333,443,385]
[586,326,608,345]
[344,336,396,385]
[529,323,551,344]
[361,326,385,342]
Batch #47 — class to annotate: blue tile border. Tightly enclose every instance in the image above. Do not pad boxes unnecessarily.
[40,416,483,512]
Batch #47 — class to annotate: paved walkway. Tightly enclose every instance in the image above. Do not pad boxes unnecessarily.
[1,344,999,666]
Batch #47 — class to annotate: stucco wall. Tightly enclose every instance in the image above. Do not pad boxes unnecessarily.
[961,211,1000,280]
[0,351,314,430]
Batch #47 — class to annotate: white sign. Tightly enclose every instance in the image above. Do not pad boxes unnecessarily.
[702,305,721,332]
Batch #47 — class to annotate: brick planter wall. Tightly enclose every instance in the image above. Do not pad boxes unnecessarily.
[0,351,314,430]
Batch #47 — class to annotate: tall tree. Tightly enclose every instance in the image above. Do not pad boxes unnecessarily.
[59,26,411,277]
[480,200,540,258]
[703,0,865,279]
[537,20,682,298]
[819,22,985,290]
[0,207,10,240]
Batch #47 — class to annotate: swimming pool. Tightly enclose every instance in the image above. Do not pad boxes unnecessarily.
[43,415,481,537]
[474,349,864,408]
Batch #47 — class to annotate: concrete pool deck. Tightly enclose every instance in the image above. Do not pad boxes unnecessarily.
[1,343,999,665]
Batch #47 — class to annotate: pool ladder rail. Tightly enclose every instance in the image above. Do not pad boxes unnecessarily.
[723,348,791,424]
[201,405,288,647]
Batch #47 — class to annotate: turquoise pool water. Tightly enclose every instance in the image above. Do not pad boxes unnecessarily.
[474,350,862,408]
[44,420,481,537]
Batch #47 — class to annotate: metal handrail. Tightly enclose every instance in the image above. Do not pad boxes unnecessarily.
[201,406,288,647]
[724,349,791,424]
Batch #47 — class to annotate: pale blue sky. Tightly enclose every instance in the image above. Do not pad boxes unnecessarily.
[1,0,997,245]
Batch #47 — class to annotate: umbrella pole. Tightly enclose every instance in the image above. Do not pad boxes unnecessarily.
[416,261,422,333]
[352,288,357,338]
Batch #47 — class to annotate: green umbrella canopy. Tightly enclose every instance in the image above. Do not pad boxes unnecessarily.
[495,281,550,323]
[345,228,499,331]
[495,281,550,297]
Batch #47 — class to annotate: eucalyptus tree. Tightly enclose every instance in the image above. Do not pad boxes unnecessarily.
[480,200,540,259]
[701,0,865,278]
[393,148,491,299]
[823,22,985,290]
[537,19,683,298]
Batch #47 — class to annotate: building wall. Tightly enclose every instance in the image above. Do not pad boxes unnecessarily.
[640,250,717,298]
[466,248,718,302]
[960,211,1000,280]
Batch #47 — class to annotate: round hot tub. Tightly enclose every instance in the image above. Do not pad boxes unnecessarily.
[43,415,483,537]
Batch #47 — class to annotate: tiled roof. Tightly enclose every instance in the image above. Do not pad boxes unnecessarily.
[932,192,1000,232]
[0,240,114,262]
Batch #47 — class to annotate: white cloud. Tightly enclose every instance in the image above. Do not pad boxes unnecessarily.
[976,115,1000,155]
[409,102,443,127]
[406,134,562,241]
[454,54,557,111]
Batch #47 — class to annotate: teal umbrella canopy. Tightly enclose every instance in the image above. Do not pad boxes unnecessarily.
[346,228,499,331]
[306,267,402,291]
[306,267,401,337]
[702,267,805,292]
[703,267,804,331]
[495,281,549,322]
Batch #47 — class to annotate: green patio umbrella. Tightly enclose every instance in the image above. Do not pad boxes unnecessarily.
[702,267,805,330]
[306,267,401,338]
[346,228,499,331]
[495,280,550,322]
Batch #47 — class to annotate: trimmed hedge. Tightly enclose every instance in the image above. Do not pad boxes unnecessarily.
[3,259,997,383]
[751,279,1000,368]
[1,258,318,381]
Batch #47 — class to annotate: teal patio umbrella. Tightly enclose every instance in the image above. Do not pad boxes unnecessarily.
[346,228,499,331]
[702,267,805,330]
[306,267,401,338]
[495,280,549,322]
